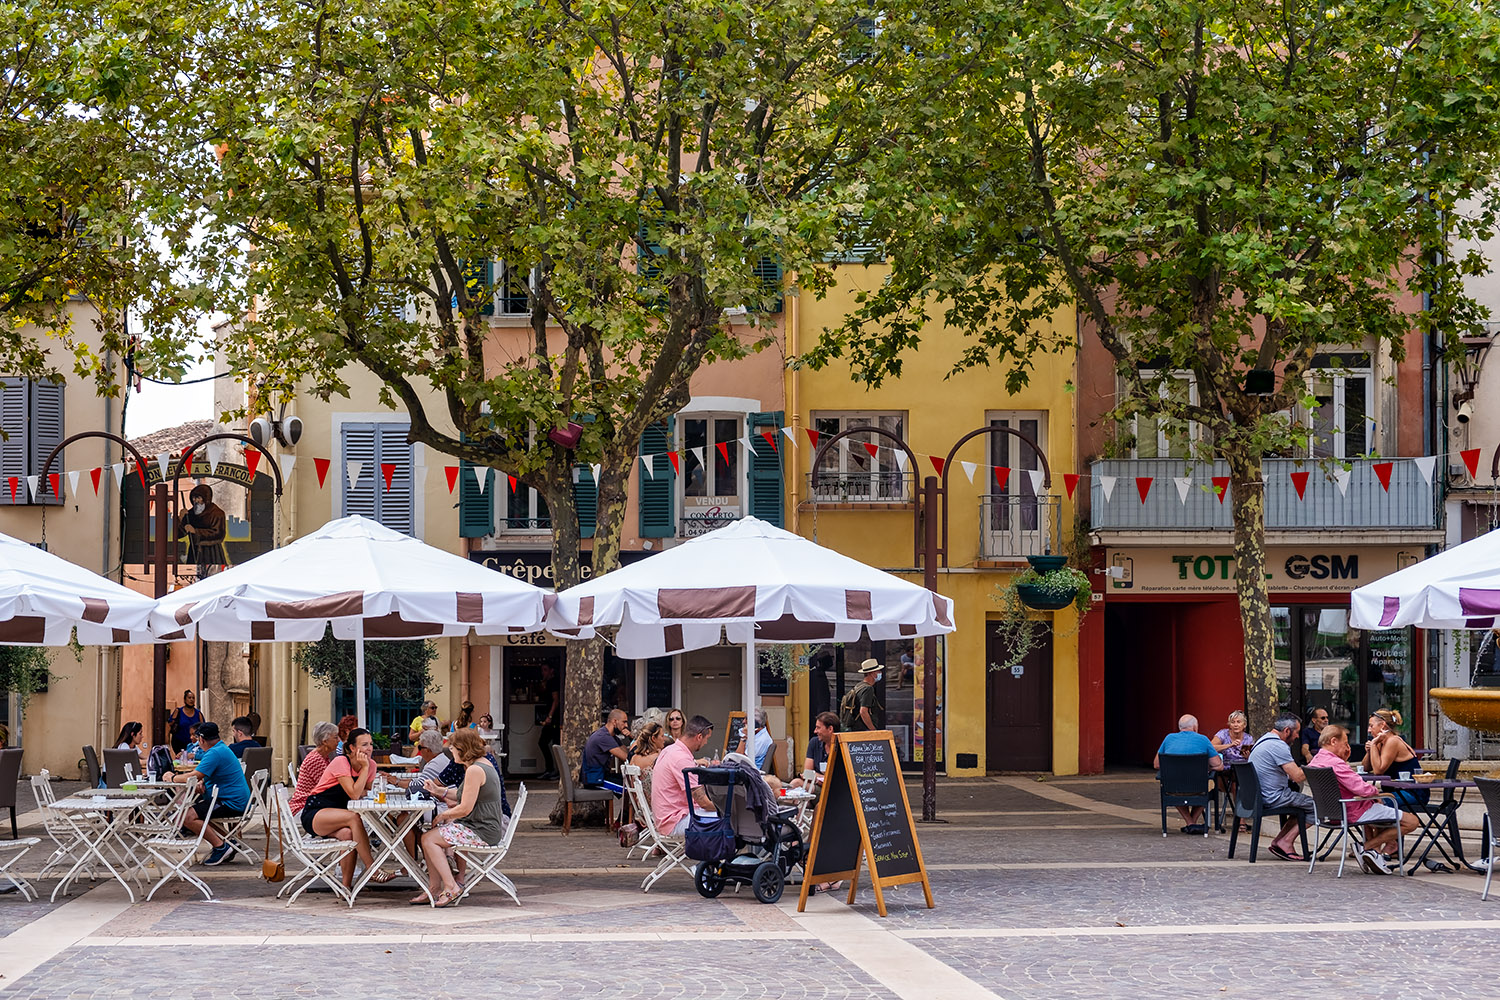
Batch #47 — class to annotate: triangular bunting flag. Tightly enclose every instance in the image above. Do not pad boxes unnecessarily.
[205,441,225,474]
[1290,470,1310,499]
[245,450,262,480]
[1413,456,1436,485]
[445,466,459,493]
[112,463,126,490]
[716,442,730,466]
[281,455,297,481]
[1173,476,1191,504]
[1461,448,1482,479]
[930,456,945,475]
[837,439,850,456]
[780,427,796,445]
[863,442,880,459]
[1027,469,1045,495]
[5,478,15,503]
[507,474,518,494]
[1063,473,1080,500]
[1100,475,1117,501]
[667,451,681,476]
[993,466,1011,490]
[474,468,488,497]
[380,462,396,490]
[590,463,601,485]
[739,435,754,457]
[641,455,655,480]
[346,460,362,490]
[1211,475,1230,503]
[960,461,977,484]
[1372,461,1393,492]
[893,449,909,473]
[90,468,102,495]
[68,470,80,496]
[48,473,60,499]
[314,457,331,489]
[761,430,778,454]
[1333,469,1351,496]
[805,428,820,448]
[1134,476,1152,503]
[690,447,705,469]
[24,476,38,501]
[156,452,170,481]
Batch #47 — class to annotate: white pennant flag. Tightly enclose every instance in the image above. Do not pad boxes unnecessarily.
[960,461,977,484]
[893,449,909,473]
[346,460,363,490]
[1174,476,1192,504]
[740,435,754,457]
[156,452,171,481]
[68,470,80,496]
[689,447,705,470]
[24,475,38,501]
[1027,469,1046,495]
[781,426,797,444]
[1333,468,1351,496]
[281,454,297,481]
[641,455,655,480]
[1413,455,1436,485]
[111,462,125,490]
[590,463,601,485]
[205,441,226,474]
[474,467,488,496]
[838,439,850,454]
[1100,475,1117,501]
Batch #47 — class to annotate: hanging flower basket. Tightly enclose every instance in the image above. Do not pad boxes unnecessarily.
[1014,583,1076,611]
[1012,565,1092,613]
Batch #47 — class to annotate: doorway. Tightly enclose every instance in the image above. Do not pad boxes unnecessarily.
[503,646,564,776]
[680,647,742,740]
[986,622,1053,771]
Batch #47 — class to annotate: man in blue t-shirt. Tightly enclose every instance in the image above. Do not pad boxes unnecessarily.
[1154,714,1224,834]
[170,721,252,865]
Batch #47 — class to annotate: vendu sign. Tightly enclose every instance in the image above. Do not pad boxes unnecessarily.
[1108,546,1419,595]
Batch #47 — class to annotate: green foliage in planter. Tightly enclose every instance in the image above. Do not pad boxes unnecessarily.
[293,626,436,697]
[1013,566,1092,616]
[989,565,1092,671]
[0,646,54,715]
[371,732,392,751]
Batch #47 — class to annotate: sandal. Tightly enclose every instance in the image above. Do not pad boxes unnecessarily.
[1267,845,1305,862]
[434,887,461,908]
[409,891,434,905]
[368,868,401,885]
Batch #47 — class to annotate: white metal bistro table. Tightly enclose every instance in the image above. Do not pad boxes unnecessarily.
[347,797,433,907]
[47,791,157,902]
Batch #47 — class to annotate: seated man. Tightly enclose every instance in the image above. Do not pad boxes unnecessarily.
[582,709,630,795]
[735,709,776,772]
[1308,725,1419,874]
[226,716,259,758]
[1248,712,1316,862]
[396,729,450,791]
[651,714,718,835]
[168,721,251,865]
[1153,713,1224,834]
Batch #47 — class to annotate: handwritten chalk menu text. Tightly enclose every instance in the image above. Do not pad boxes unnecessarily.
[797,730,933,917]
[723,711,748,757]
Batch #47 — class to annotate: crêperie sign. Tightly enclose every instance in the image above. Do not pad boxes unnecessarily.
[797,730,932,917]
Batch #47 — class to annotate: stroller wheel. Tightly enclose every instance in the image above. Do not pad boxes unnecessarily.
[751,861,784,904]
[694,861,726,899]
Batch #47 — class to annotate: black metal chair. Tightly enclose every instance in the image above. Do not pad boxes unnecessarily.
[552,744,615,835]
[1303,765,1403,877]
[1404,757,1463,872]
[1226,761,1310,862]
[1475,777,1500,901]
[1157,753,1218,837]
[81,746,103,789]
[241,745,273,786]
[102,749,141,787]
[0,749,22,838]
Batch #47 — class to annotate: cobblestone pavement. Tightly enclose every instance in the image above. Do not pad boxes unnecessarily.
[0,772,1495,998]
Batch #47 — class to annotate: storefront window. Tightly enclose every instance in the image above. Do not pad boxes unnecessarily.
[1264,605,1412,743]
[809,637,928,767]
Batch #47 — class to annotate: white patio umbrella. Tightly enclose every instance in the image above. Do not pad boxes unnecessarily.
[150,515,551,727]
[0,530,155,644]
[546,516,956,717]
[1350,528,1500,631]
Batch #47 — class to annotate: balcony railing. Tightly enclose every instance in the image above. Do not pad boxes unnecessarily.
[806,470,914,504]
[978,494,1063,559]
[1089,458,1438,531]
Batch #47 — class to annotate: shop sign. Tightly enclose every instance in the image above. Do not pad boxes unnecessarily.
[682,495,741,537]
[468,548,652,587]
[1106,546,1422,594]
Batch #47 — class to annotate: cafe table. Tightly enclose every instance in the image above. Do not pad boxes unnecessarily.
[776,789,818,836]
[47,790,157,902]
[347,796,433,906]
[1362,774,1482,874]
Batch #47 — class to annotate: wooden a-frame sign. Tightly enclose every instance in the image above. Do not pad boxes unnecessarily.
[722,711,748,756]
[796,730,933,917]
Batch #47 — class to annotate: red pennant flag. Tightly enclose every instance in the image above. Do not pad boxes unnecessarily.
[380,463,396,490]
[180,448,194,472]
[759,430,777,453]
[245,450,262,480]
[508,474,518,494]
[1135,476,1153,503]
[667,451,681,476]
[1372,461,1393,492]
[1212,476,1230,503]
[314,457,331,488]
[805,427,820,448]
[930,456,945,475]
[48,473,60,499]
[1062,473,1079,500]
[90,467,102,495]
[1461,448,1482,479]
[444,466,459,493]
[1290,470,1310,499]
[135,461,146,490]
[993,466,1011,490]
[716,442,730,465]
[6,477,15,503]
[863,442,880,459]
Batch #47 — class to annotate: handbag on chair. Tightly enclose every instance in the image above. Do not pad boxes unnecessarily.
[261,793,285,883]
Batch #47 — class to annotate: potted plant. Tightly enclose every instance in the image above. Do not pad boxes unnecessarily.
[988,563,1093,672]
[370,732,392,762]
[1014,563,1092,613]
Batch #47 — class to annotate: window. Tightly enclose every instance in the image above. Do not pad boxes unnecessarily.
[341,422,413,534]
[1129,370,1201,459]
[495,261,531,316]
[0,377,64,506]
[986,411,1052,556]
[810,411,907,501]
[1299,353,1372,459]
[678,415,744,537]
[506,480,551,531]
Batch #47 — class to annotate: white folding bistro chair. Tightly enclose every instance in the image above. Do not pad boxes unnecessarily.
[453,784,528,905]
[0,839,40,900]
[144,785,219,900]
[214,769,269,863]
[622,765,695,892]
[30,771,102,880]
[621,765,649,861]
[274,786,356,906]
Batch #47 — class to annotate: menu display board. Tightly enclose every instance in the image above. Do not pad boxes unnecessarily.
[796,730,933,917]
[723,711,748,757]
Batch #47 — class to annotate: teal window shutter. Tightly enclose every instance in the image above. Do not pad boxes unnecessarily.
[752,257,783,313]
[458,437,495,538]
[746,411,784,527]
[459,258,496,317]
[638,418,675,537]
[573,464,597,538]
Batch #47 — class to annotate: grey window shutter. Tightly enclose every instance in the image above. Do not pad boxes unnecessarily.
[341,423,378,521]
[638,418,675,538]
[376,423,414,535]
[29,380,64,504]
[747,411,784,527]
[0,378,27,506]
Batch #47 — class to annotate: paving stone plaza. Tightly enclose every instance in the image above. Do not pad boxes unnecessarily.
[0,773,1492,999]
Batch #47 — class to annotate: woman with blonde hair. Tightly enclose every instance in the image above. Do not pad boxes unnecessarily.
[664,708,686,743]
[1210,711,1254,764]
[1362,708,1428,808]
[415,727,507,907]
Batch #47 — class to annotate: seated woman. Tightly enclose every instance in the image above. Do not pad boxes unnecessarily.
[628,722,666,799]
[1362,709,1429,809]
[1210,711,1254,764]
[298,728,397,888]
[115,721,147,771]
[1309,725,1418,873]
[290,721,339,815]
[664,708,686,745]
[792,711,840,789]
[449,700,476,733]
[416,729,507,907]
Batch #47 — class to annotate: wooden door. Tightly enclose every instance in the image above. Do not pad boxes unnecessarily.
[986,623,1053,771]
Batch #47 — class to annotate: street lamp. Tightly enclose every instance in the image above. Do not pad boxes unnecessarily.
[811,424,1050,822]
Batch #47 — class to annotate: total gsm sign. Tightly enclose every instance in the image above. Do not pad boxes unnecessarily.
[1106,546,1422,594]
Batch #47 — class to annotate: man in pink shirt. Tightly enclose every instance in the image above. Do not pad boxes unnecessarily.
[651,714,718,835]
[1308,724,1418,874]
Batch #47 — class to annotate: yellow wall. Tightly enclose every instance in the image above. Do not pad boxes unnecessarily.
[787,265,1080,775]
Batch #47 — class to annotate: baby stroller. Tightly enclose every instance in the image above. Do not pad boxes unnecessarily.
[682,763,806,904]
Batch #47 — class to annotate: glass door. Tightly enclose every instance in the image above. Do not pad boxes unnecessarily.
[1268,604,1413,744]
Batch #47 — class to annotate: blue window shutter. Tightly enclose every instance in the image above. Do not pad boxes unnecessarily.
[638,418,675,538]
[459,258,495,317]
[747,411,784,527]
[574,464,597,538]
[752,258,783,313]
[458,432,495,538]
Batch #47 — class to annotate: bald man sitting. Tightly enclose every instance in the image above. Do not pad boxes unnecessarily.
[581,709,631,795]
[1154,714,1225,834]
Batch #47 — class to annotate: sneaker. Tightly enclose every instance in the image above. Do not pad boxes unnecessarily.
[203,843,235,866]
[1364,850,1392,875]
[1359,850,1381,875]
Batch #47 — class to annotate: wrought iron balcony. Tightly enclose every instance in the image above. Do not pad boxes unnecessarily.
[978,493,1063,559]
[806,470,914,504]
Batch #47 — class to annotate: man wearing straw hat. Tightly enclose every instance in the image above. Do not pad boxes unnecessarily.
[840,659,885,732]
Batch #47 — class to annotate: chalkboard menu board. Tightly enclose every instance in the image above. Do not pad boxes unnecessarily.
[797,730,932,917]
[723,711,748,756]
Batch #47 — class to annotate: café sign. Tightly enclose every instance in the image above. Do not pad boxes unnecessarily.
[1105,546,1422,594]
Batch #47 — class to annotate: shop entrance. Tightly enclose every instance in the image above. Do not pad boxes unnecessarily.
[986,622,1052,771]
[1272,605,1414,744]
[680,647,742,740]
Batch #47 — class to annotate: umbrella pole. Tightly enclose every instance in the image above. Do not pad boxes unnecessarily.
[743,637,756,735]
[355,637,368,730]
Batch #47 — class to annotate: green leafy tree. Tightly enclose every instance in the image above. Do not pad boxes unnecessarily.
[808,0,1500,732]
